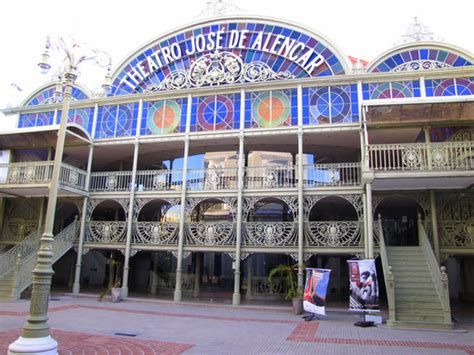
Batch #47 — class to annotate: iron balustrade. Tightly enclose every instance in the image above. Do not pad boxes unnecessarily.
[133,221,179,245]
[135,169,183,191]
[86,221,127,243]
[303,163,360,187]
[245,165,296,189]
[368,141,474,171]
[89,171,133,192]
[304,220,362,247]
[0,161,54,184]
[187,167,238,191]
[0,161,87,191]
[244,221,297,246]
[186,222,236,245]
[59,163,87,191]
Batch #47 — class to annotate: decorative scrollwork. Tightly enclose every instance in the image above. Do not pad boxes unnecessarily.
[440,220,474,247]
[133,222,179,245]
[393,60,451,72]
[401,145,422,169]
[146,51,293,92]
[87,221,126,243]
[186,222,235,245]
[244,222,296,246]
[305,221,362,247]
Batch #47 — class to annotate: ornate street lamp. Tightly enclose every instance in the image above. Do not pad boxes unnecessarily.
[8,36,111,355]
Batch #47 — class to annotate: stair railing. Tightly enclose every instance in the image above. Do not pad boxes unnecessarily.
[417,214,452,325]
[0,229,42,279]
[15,218,80,295]
[377,214,396,324]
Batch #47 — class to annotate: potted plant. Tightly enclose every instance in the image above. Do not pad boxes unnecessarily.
[268,263,303,314]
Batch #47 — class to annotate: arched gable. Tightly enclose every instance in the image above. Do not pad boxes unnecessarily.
[367,42,473,73]
[22,82,91,107]
[110,16,350,96]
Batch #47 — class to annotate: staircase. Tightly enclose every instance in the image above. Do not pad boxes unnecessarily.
[378,216,453,329]
[0,219,79,301]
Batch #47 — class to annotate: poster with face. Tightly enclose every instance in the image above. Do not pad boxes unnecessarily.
[347,260,379,311]
[303,268,331,315]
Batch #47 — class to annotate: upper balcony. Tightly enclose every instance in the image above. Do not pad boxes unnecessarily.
[368,140,474,189]
[0,161,88,196]
[89,162,361,194]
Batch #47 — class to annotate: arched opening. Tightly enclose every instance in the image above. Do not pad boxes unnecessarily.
[186,199,234,300]
[248,198,294,222]
[88,200,127,244]
[375,196,424,246]
[306,196,360,248]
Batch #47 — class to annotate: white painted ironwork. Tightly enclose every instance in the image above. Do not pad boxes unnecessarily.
[244,222,296,246]
[86,221,127,243]
[186,222,235,245]
[398,17,440,44]
[133,222,179,245]
[89,171,133,192]
[440,220,473,247]
[448,129,474,142]
[305,220,362,247]
[245,165,296,189]
[146,51,293,92]
[369,141,474,171]
[0,161,53,184]
[393,60,451,72]
[303,163,360,187]
[135,170,183,191]
[59,163,87,190]
[16,221,79,294]
[0,229,42,278]
[187,167,238,191]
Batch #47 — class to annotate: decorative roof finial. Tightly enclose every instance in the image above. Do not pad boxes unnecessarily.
[196,0,244,18]
[397,17,442,44]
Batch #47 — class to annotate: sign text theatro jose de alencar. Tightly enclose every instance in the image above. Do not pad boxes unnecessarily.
[120,28,326,89]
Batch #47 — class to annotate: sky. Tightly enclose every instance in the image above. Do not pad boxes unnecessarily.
[0,0,472,111]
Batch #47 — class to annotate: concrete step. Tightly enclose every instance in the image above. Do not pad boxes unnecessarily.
[388,320,453,330]
[395,313,446,323]
[390,265,430,271]
[395,294,440,303]
[395,287,438,295]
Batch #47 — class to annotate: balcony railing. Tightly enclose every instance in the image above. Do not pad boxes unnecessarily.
[59,163,87,190]
[187,168,238,191]
[303,163,360,188]
[186,222,235,245]
[244,221,297,246]
[369,141,474,172]
[86,221,127,243]
[136,169,183,191]
[133,221,179,245]
[0,161,87,191]
[305,220,362,247]
[89,171,133,192]
[245,166,296,189]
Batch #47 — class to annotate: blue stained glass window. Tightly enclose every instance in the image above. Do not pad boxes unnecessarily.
[140,98,187,136]
[245,89,296,128]
[18,111,55,128]
[67,107,94,134]
[26,85,89,106]
[365,81,415,100]
[190,94,240,132]
[95,103,138,139]
[425,77,474,97]
[302,85,358,125]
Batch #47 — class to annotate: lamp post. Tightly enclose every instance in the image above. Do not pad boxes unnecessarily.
[8,36,111,355]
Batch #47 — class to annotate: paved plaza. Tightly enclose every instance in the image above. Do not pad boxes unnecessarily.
[1,295,473,354]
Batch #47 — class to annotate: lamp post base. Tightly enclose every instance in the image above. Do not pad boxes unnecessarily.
[8,335,58,355]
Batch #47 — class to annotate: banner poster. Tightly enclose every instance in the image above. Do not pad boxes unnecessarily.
[303,268,331,316]
[347,259,379,311]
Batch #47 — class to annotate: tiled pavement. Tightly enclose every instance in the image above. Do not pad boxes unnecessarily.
[1,296,473,354]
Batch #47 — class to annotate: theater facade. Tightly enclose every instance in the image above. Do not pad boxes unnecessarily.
[0,16,473,329]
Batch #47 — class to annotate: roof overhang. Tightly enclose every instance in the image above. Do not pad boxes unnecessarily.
[364,96,474,127]
[0,124,91,150]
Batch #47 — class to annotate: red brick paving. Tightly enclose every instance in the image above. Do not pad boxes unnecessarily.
[287,322,474,354]
[0,329,193,355]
